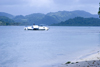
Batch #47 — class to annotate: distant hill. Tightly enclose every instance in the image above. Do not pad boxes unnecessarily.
[0,16,19,25]
[13,13,59,25]
[38,15,59,25]
[47,10,98,22]
[14,10,98,25]
[12,15,28,25]
[0,10,99,25]
[25,13,45,25]
[51,17,100,26]
[0,12,14,19]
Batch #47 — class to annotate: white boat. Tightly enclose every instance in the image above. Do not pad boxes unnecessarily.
[24,25,49,30]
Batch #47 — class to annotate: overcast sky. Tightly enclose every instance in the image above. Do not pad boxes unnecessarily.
[0,0,99,15]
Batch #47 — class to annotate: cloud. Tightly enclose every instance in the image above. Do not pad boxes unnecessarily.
[0,0,28,5]
[53,0,99,14]
[28,0,54,7]
[0,0,99,15]
[0,0,54,8]
[79,0,99,4]
[54,0,78,5]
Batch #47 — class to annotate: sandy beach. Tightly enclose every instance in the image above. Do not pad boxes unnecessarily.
[59,49,100,67]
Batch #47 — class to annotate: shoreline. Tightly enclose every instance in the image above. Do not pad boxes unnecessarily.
[59,49,100,67]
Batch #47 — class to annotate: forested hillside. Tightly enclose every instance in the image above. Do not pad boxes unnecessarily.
[0,10,99,25]
[0,16,19,25]
[51,17,100,26]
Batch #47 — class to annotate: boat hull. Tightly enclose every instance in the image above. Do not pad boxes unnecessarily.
[24,25,49,31]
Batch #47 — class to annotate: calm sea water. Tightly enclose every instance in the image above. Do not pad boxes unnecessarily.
[0,26,100,67]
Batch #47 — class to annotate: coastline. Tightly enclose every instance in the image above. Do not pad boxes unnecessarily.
[59,49,100,67]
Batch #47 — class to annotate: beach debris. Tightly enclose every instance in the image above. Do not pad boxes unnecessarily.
[76,62,79,63]
[65,61,71,64]
[71,62,74,64]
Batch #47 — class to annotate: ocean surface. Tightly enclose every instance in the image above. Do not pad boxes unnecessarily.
[0,26,100,67]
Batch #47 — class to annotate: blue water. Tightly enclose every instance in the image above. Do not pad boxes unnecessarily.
[0,26,100,67]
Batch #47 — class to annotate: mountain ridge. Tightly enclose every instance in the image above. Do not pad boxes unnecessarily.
[0,10,99,25]
[0,12,14,19]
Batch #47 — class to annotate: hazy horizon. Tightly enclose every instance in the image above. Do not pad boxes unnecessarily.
[1,10,98,16]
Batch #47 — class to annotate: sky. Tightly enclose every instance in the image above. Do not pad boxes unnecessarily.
[0,0,99,15]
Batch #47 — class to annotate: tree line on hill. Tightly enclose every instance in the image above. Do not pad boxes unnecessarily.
[0,16,20,26]
[0,10,99,26]
[51,17,100,26]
